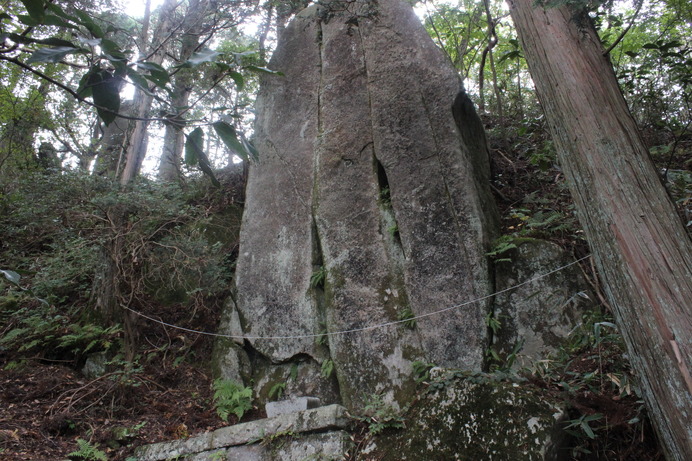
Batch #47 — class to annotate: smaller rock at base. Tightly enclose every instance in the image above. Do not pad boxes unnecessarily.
[266,396,321,418]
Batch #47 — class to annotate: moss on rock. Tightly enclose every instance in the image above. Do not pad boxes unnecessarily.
[363,369,567,460]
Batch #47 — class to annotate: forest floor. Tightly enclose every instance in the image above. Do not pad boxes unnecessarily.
[0,322,259,460]
[1,120,686,460]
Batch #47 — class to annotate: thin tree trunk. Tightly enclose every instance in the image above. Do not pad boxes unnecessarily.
[120,0,177,185]
[488,49,503,120]
[159,0,210,182]
[508,1,692,458]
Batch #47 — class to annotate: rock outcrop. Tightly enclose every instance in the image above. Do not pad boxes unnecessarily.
[217,0,499,410]
[363,370,567,460]
[492,239,595,368]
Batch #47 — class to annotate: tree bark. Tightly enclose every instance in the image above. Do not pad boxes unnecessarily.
[507,1,692,458]
[120,0,177,185]
[158,0,211,182]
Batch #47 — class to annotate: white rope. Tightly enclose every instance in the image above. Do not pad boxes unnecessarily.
[123,254,591,340]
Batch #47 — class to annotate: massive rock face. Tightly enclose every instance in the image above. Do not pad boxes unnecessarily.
[218,0,499,410]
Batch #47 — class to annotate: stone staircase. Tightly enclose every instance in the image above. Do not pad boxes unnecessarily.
[135,401,352,461]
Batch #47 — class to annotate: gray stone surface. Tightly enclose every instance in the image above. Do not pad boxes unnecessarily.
[136,404,350,460]
[217,0,498,411]
[176,431,350,461]
[492,240,595,368]
[364,369,567,460]
[266,396,321,418]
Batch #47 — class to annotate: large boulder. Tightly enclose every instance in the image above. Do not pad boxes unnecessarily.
[217,0,498,410]
[363,369,568,460]
[492,240,595,369]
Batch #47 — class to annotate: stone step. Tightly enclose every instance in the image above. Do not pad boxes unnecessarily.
[135,404,351,461]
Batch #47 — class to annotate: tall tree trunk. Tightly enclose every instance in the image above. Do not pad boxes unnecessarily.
[120,0,177,185]
[159,0,210,182]
[508,1,692,458]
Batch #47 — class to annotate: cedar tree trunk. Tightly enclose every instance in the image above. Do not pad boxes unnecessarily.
[507,0,692,459]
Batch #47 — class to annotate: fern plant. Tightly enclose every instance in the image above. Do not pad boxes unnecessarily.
[321,359,334,378]
[68,439,107,461]
[397,307,416,329]
[212,378,253,422]
[310,266,326,289]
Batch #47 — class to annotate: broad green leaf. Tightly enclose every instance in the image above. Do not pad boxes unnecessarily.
[213,121,257,162]
[125,67,154,95]
[17,14,39,26]
[43,14,77,29]
[138,61,170,88]
[101,38,128,62]
[46,3,78,22]
[37,37,77,47]
[77,69,95,97]
[498,50,522,64]
[185,128,220,187]
[0,269,21,286]
[241,136,258,161]
[21,0,45,23]
[213,64,245,90]
[227,70,245,90]
[74,10,104,38]
[88,70,121,126]
[26,46,79,64]
[0,13,11,21]
[184,47,221,67]
[196,148,220,187]
[185,127,204,166]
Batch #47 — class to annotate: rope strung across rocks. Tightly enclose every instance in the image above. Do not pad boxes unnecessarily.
[123,254,592,341]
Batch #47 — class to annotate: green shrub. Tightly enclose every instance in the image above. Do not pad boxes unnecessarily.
[212,378,253,422]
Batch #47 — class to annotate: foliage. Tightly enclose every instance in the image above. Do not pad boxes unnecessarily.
[321,358,335,378]
[0,172,238,361]
[67,439,107,461]
[310,266,327,289]
[530,310,652,458]
[212,378,253,422]
[411,360,436,384]
[397,306,416,329]
[268,381,286,400]
[355,393,406,435]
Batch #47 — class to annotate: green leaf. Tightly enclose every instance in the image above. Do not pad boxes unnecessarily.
[498,50,522,64]
[185,127,204,166]
[184,47,221,67]
[100,38,128,63]
[213,121,257,162]
[185,128,220,187]
[227,70,245,90]
[45,3,79,22]
[17,15,39,27]
[21,0,45,23]
[88,69,121,126]
[26,46,79,64]
[125,67,154,95]
[37,37,77,47]
[74,10,104,38]
[43,13,78,29]
[1,269,21,286]
[138,61,169,88]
